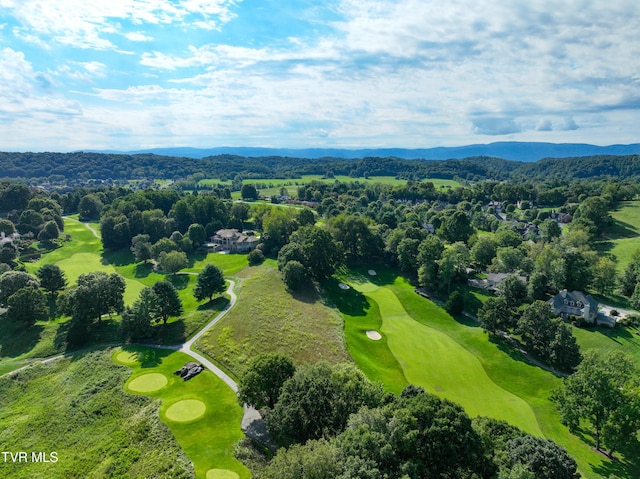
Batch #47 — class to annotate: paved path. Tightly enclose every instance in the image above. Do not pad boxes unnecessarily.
[4,220,268,443]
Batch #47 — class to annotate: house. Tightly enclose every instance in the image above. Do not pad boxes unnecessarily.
[210,228,259,252]
[549,289,599,323]
[422,222,435,234]
[0,231,20,246]
[468,272,527,292]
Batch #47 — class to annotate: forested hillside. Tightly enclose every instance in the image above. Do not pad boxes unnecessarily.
[2,151,640,183]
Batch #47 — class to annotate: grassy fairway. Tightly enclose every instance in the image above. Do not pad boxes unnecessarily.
[333,268,633,479]
[0,350,195,479]
[195,260,350,376]
[596,200,640,271]
[116,346,249,479]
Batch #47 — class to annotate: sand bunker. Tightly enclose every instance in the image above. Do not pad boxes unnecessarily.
[127,373,168,393]
[338,282,350,290]
[366,330,382,340]
[368,269,377,276]
[165,399,206,422]
[115,350,139,366]
[206,470,239,479]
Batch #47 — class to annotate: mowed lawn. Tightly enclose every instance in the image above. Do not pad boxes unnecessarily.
[115,346,249,479]
[596,200,640,271]
[333,268,629,479]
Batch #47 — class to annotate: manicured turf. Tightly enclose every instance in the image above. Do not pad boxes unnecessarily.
[207,470,239,479]
[127,372,169,393]
[340,275,541,435]
[333,267,637,479]
[116,345,249,479]
[596,200,640,272]
[165,399,207,422]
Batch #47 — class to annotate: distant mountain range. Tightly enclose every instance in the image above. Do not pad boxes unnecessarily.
[93,142,640,163]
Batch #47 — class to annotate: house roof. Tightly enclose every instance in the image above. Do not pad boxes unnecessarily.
[551,289,598,311]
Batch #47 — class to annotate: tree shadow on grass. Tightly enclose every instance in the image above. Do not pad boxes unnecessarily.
[132,346,174,368]
[196,296,229,312]
[101,248,135,266]
[168,274,190,290]
[154,320,187,345]
[574,323,634,345]
[134,262,154,278]
[291,282,321,304]
[321,278,370,316]
[0,315,43,358]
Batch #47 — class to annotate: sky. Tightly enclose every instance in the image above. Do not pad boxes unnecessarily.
[1,0,639,151]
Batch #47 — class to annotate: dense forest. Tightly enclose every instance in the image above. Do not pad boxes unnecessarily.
[2,151,640,183]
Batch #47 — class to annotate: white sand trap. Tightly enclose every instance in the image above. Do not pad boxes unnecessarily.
[368,269,377,276]
[338,282,350,290]
[366,330,382,340]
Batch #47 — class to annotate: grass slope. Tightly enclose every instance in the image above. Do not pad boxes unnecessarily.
[333,267,635,479]
[115,346,249,479]
[195,260,350,376]
[596,200,640,271]
[0,350,194,479]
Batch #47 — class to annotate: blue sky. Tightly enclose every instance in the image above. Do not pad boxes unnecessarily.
[1,0,639,151]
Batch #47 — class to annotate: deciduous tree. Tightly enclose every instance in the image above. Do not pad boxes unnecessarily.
[238,353,296,409]
[152,280,183,324]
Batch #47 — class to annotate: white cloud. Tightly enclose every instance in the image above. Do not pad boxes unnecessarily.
[124,31,153,42]
[0,0,239,50]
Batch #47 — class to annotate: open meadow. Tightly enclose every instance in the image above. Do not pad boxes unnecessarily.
[0,350,195,479]
[197,175,461,199]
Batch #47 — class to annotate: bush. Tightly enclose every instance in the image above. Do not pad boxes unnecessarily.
[248,248,265,266]
[445,291,465,316]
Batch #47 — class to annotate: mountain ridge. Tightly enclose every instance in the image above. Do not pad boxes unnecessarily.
[91,142,640,162]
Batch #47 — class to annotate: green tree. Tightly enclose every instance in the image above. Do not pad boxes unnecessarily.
[539,219,562,242]
[445,290,465,316]
[498,274,529,307]
[471,235,498,267]
[262,208,299,254]
[152,280,183,324]
[288,226,342,279]
[437,248,458,294]
[36,264,67,299]
[131,234,153,264]
[437,210,475,244]
[503,435,579,479]
[78,194,103,220]
[281,260,309,291]
[527,271,549,300]
[297,208,315,226]
[329,214,383,263]
[169,199,194,233]
[0,271,39,306]
[0,242,18,264]
[186,223,206,247]
[68,272,126,323]
[478,297,514,334]
[120,287,158,339]
[591,257,617,295]
[552,350,637,452]
[37,220,60,242]
[7,287,47,324]
[575,195,611,235]
[247,248,265,265]
[193,264,226,302]
[397,237,421,274]
[267,362,384,446]
[241,184,259,200]
[151,237,180,258]
[0,218,16,235]
[157,250,188,275]
[621,247,640,296]
[260,439,341,479]
[238,353,296,409]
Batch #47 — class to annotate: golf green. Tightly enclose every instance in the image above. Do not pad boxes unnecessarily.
[165,399,207,422]
[350,281,542,436]
[127,373,168,393]
[115,350,139,366]
[206,470,239,479]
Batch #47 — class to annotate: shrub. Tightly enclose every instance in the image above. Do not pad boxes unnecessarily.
[248,248,265,266]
